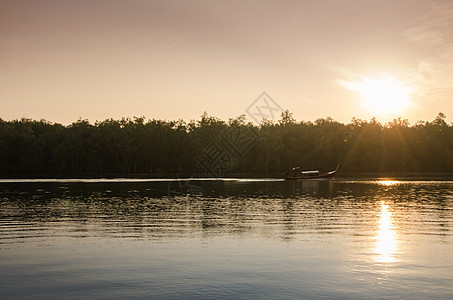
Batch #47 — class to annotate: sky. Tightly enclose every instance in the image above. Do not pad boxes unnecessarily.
[1,0,453,125]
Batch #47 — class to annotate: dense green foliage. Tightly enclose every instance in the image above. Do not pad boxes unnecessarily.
[1,112,452,177]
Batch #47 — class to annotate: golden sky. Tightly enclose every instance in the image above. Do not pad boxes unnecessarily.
[1,0,453,124]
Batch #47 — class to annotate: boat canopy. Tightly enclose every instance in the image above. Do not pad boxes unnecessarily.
[300,170,319,175]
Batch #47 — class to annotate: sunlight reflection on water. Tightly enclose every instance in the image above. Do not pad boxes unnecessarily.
[378,180,400,186]
[1,179,453,299]
[375,201,397,263]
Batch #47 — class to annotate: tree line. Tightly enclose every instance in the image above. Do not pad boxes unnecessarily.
[0,111,452,177]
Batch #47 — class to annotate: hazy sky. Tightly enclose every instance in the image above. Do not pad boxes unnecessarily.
[1,0,453,124]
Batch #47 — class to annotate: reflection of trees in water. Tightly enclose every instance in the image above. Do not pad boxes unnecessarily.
[0,181,452,243]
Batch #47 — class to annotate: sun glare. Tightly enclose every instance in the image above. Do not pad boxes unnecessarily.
[342,75,413,116]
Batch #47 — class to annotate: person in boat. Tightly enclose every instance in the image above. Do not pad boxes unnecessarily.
[290,166,301,177]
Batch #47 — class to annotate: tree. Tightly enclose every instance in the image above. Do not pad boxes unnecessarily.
[1,113,452,177]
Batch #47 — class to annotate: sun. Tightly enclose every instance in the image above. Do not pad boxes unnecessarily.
[342,74,414,116]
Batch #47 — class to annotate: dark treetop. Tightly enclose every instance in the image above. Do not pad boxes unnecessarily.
[0,112,452,177]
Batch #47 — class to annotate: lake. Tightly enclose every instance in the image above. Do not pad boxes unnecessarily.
[1,178,453,299]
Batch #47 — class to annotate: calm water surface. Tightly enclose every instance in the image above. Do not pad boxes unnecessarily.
[1,178,453,299]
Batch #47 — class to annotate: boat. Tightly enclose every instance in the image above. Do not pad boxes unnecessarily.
[284,164,339,180]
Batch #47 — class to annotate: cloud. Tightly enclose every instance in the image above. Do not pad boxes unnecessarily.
[403,1,453,103]
[403,2,453,46]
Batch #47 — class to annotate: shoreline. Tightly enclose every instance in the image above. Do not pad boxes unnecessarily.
[1,171,453,180]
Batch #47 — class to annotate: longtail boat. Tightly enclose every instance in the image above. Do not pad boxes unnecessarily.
[284,164,339,180]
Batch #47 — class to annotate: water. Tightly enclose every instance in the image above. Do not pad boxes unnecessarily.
[1,178,453,299]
